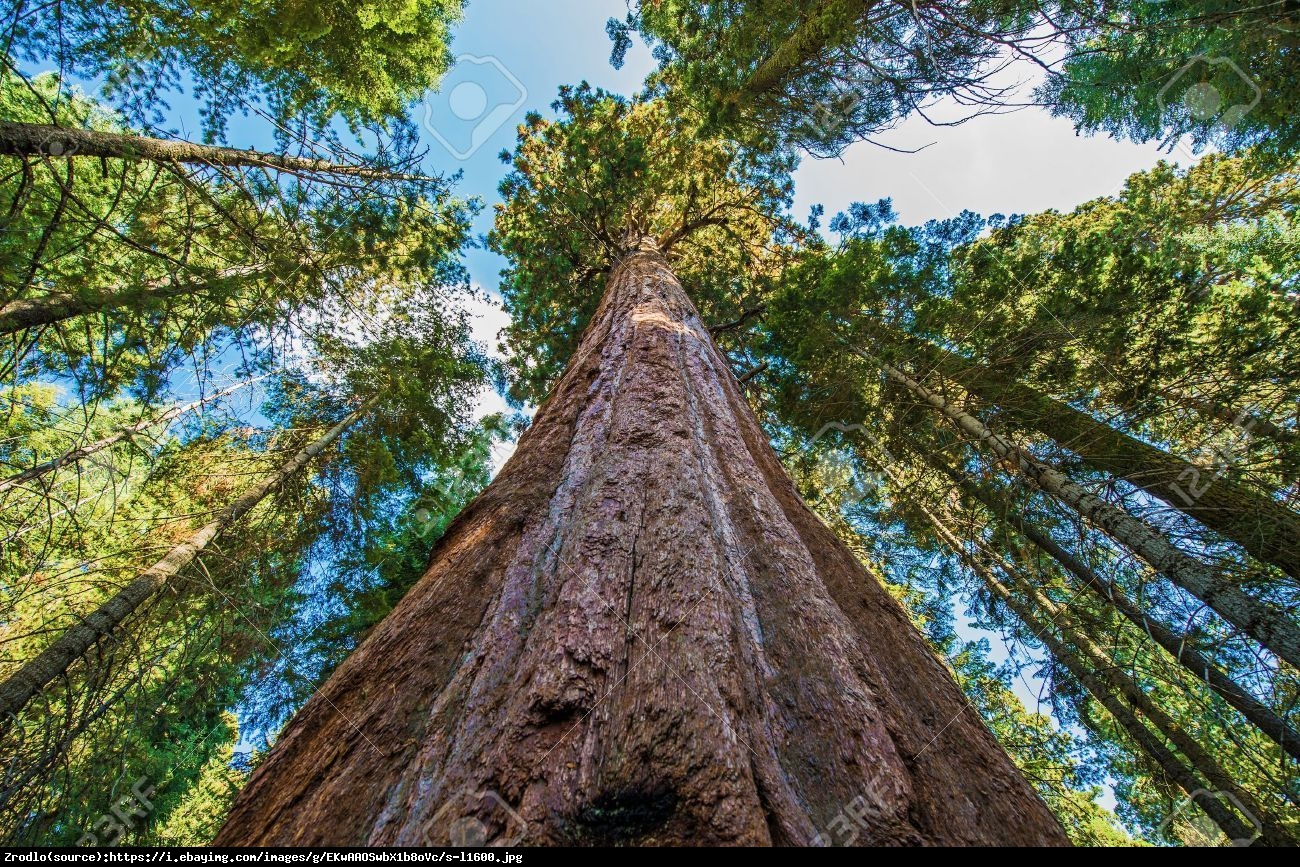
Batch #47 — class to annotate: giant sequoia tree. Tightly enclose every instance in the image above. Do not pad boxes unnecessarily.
[214,89,1067,846]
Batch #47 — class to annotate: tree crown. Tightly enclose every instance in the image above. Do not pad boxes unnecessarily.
[489,83,804,404]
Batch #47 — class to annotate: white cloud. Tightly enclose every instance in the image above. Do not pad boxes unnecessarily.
[465,287,519,475]
[794,98,1175,229]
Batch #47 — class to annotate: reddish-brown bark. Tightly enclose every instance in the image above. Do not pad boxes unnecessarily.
[216,246,1067,846]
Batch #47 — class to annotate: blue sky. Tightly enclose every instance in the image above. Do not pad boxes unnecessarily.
[421,0,1179,291]
[428,0,1174,291]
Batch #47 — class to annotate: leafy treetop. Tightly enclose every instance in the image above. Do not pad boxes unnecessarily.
[9,0,466,133]
[488,82,805,404]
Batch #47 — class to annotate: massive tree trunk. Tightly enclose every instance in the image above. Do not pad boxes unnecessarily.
[0,401,371,720]
[215,245,1067,847]
[890,333,1300,579]
[877,358,1300,670]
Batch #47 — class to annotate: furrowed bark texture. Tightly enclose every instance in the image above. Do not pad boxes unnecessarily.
[216,248,1067,846]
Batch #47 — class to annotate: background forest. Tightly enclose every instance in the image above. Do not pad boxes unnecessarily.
[1,0,1297,847]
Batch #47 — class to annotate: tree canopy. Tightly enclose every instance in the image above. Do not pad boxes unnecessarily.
[7,0,466,132]
[489,83,803,403]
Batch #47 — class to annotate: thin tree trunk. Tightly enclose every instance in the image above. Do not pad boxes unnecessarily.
[905,492,1269,845]
[986,546,1293,847]
[878,359,1300,670]
[214,245,1067,846]
[0,265,265,335]
[985,564,1266,845]
[0,401,372,720]
[930,461,1300,763]
[893,334,1300,579]
[0,376,264,496]
[0,120,415,182]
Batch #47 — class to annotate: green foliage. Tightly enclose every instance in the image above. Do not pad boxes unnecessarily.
[1043,1,1300,158]
[0,70,477,400]
[624,2,1300,159]
[146,715,258,845]
[623,0,1049,156]
[1,0,486,844]
[0,75,487,843]
[752,151,1300,844]
[950,643,1137,847]
[8,0,466,131]
[939,152,1300,497]
[489,83,802,403]
[947,153,1299,399]
[0,420,324,843]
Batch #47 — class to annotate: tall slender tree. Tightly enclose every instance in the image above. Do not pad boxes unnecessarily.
[876,356,1300,668]
[0,71,475,397]
[878,330,1300,579]
[0,376,262,496]
[931,461,1300,763]
[899,479,1277,844]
